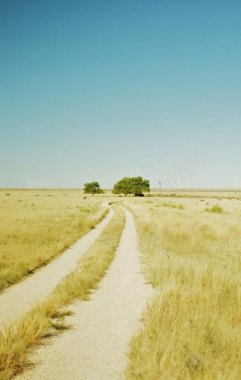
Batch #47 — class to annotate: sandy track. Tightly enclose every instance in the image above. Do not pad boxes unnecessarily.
[18,208,153,380]
[0,206,113,328]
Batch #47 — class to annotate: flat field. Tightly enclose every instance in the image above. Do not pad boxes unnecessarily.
[126,194,241,379]
[1,190,241,379]
[0,190,107,292]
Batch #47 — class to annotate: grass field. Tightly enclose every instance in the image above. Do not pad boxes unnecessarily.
[1,190,241,379]
[0,190,107,292]
[126,196,241,379]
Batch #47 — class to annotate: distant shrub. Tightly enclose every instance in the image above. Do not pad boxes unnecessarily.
[205,205,223,214]
[5,193,10,196]
[163,202,184,210]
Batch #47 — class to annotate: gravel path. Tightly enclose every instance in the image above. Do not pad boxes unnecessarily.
[17,208,153,380]
[0,206,113,328]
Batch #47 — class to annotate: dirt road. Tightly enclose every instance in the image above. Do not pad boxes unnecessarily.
[18,208,153,380]
[0,206,113,328]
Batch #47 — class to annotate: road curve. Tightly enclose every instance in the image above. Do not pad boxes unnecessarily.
[18,208,153,380]
[0,205,113,328]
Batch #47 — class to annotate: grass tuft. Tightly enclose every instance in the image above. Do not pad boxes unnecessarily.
[205,205,223,213]
[163,202,184,209]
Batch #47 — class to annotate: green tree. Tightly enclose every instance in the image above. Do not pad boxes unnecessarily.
[84,181,103,195]
[113,176,150,196]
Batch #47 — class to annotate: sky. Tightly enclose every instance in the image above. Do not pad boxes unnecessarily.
[1,0,241,188]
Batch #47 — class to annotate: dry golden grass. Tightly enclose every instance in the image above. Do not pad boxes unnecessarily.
[126,196,241,380]
[0,190,107,292]
[0,204,125,379]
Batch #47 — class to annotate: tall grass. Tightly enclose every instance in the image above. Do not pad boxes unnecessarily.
[0,190,107,292]
[0,205,125,379]
[126,198,241,380]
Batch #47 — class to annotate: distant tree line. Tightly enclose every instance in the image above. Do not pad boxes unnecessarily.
[84,176,150,196]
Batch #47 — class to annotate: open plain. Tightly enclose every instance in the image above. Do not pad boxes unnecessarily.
[0,190,241,379]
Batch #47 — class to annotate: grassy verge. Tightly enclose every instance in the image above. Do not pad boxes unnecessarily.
[125,199,241,380]
[0,205,125,380]
[0,190,107,292]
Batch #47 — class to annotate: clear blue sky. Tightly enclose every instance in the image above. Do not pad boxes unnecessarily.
[1,0,241,188]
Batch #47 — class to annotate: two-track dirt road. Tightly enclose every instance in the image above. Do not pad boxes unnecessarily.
[17,208,153,380]
[0,205,113,328]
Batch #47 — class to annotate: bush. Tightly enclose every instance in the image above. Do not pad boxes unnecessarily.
[205,205,223,214]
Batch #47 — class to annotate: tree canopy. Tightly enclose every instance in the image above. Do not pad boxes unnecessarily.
[84,181,103,195]
[113,176,150,196]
